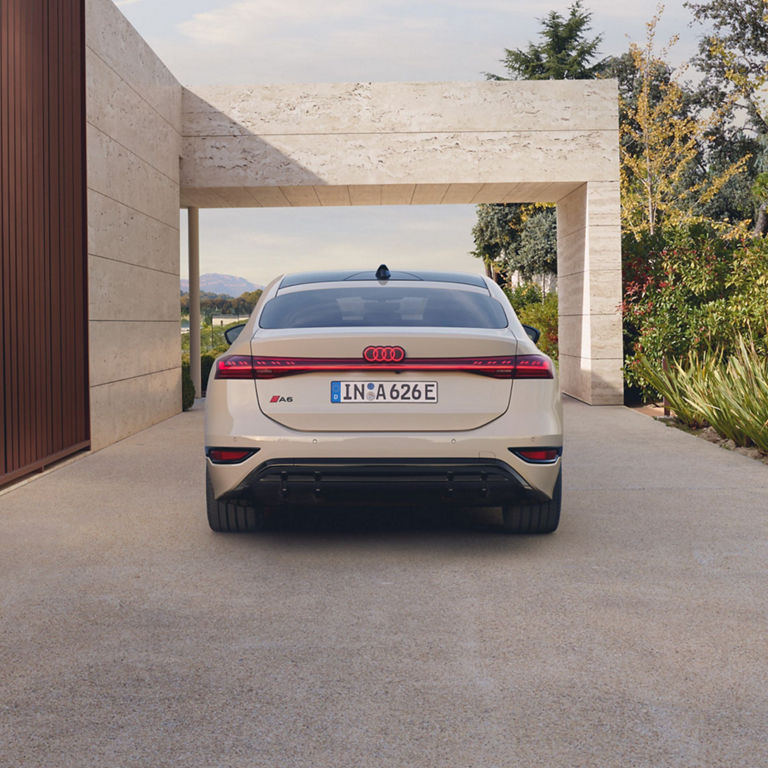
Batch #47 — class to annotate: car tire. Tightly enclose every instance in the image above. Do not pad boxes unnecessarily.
[502,470,561,534]
[206,467,265,533]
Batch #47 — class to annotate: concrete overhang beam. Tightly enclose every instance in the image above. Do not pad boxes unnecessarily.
[180,80,623,405]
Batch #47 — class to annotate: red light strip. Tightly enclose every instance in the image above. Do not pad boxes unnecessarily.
[216,354,553,380]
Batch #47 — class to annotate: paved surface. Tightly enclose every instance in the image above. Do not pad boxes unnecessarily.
[1,398,767,768]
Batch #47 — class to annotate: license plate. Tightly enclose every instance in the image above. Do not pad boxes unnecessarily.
[331,381,438,403]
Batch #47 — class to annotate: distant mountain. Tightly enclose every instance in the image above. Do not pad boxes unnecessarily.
[180,273,261,297]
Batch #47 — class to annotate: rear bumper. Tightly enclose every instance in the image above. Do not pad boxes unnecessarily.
[205,378,564,501]
[217,458,553,507]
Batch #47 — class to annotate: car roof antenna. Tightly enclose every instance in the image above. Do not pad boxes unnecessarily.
[375,264,391,280]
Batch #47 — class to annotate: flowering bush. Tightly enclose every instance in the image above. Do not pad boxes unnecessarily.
[622,223,768,399]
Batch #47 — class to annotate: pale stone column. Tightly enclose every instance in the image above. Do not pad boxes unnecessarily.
[188,207,202,398]
[556,182,623,405]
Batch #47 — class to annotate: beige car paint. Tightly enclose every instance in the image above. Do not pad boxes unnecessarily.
[205,274,563,505]
[252,327,519,432]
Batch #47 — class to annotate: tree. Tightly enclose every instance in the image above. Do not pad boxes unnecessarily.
[700,132,764,229]
[619,12,748,237]
[471,204,557,286]
[471,203,522,284]
[239,289,263,312]
[602,50,693,143]
[180,288,263,319]
[753,171,768,234]
[486,1,606,80]
[686,0,768,233]
[603,27,759,232]
[685,0,768,133]
[475,2,606,285]
[516,207,558,281]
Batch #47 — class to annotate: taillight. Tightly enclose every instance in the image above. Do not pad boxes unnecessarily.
[215,355,256,379]
[215,354,553,379]
[510,448,561,463]
[207,447,259,464]
[511,355,555,379]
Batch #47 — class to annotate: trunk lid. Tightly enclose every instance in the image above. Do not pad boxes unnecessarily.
[251,328,518,432]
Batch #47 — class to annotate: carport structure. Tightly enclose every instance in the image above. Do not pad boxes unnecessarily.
[1,0,622,485]
[181,81,623,407]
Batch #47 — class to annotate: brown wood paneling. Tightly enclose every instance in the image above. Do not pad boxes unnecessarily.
[0,0,89,487]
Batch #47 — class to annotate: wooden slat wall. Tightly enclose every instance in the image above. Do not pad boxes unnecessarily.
[1,0,89,486]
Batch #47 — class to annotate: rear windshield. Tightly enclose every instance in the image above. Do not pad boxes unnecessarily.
[259,286,508,329]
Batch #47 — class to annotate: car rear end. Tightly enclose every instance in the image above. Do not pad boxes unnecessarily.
[204,269,562,531]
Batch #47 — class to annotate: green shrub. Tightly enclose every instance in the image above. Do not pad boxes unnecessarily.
[181,362,195,411]
[503,283,558,361]
[181,319,246,357]
[623,224,768,399]
[201,353,216,395]
[504,282,543,310]
[200,351,227,394]
[516,291,559,362]
[180,349,229,398]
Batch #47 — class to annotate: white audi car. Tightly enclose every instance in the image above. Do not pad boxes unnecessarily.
[204,266,563,533]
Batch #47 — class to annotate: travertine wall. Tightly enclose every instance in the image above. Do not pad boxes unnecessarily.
[181,81,617,208]
[181,80,623,404]
[85,0,183,450]
[557,183,624,404]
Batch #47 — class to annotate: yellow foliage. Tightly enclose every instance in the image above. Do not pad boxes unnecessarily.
[620,11,750,238]
[517,202,554,227]
[704,0,768,126]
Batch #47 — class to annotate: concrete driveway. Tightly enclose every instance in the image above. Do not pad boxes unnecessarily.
[1,398,767,767]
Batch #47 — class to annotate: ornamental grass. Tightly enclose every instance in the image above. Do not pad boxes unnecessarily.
[639,335,768,452]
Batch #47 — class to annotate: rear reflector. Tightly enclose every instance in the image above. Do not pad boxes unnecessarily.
[215,354,554,380]
[510,448,561,463]
[207,447,259,464]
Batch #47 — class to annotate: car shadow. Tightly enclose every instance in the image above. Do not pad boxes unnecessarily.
[260,504,507,537]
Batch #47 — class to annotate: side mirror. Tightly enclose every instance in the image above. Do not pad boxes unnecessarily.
[224,323,246,345]
[523,324,541,344]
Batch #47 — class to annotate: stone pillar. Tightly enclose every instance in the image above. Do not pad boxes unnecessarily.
[188,207,201,398]
[556,182,623,405]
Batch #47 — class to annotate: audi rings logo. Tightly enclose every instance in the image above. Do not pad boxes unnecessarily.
[363,345,406,363]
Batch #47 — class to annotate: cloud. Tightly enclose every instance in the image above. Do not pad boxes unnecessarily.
[115,0,143,6]
[163,16,490,84]
[164,0,694,86]
[178,0,689,48]
[179,0,387,45]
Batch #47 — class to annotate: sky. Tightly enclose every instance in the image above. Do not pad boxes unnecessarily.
[114,0,702,288]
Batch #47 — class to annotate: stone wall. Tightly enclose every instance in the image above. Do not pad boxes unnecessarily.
[181,79,623,404]
[85,0,183,450]
[181,80,618,208]
[557,183,623,404]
